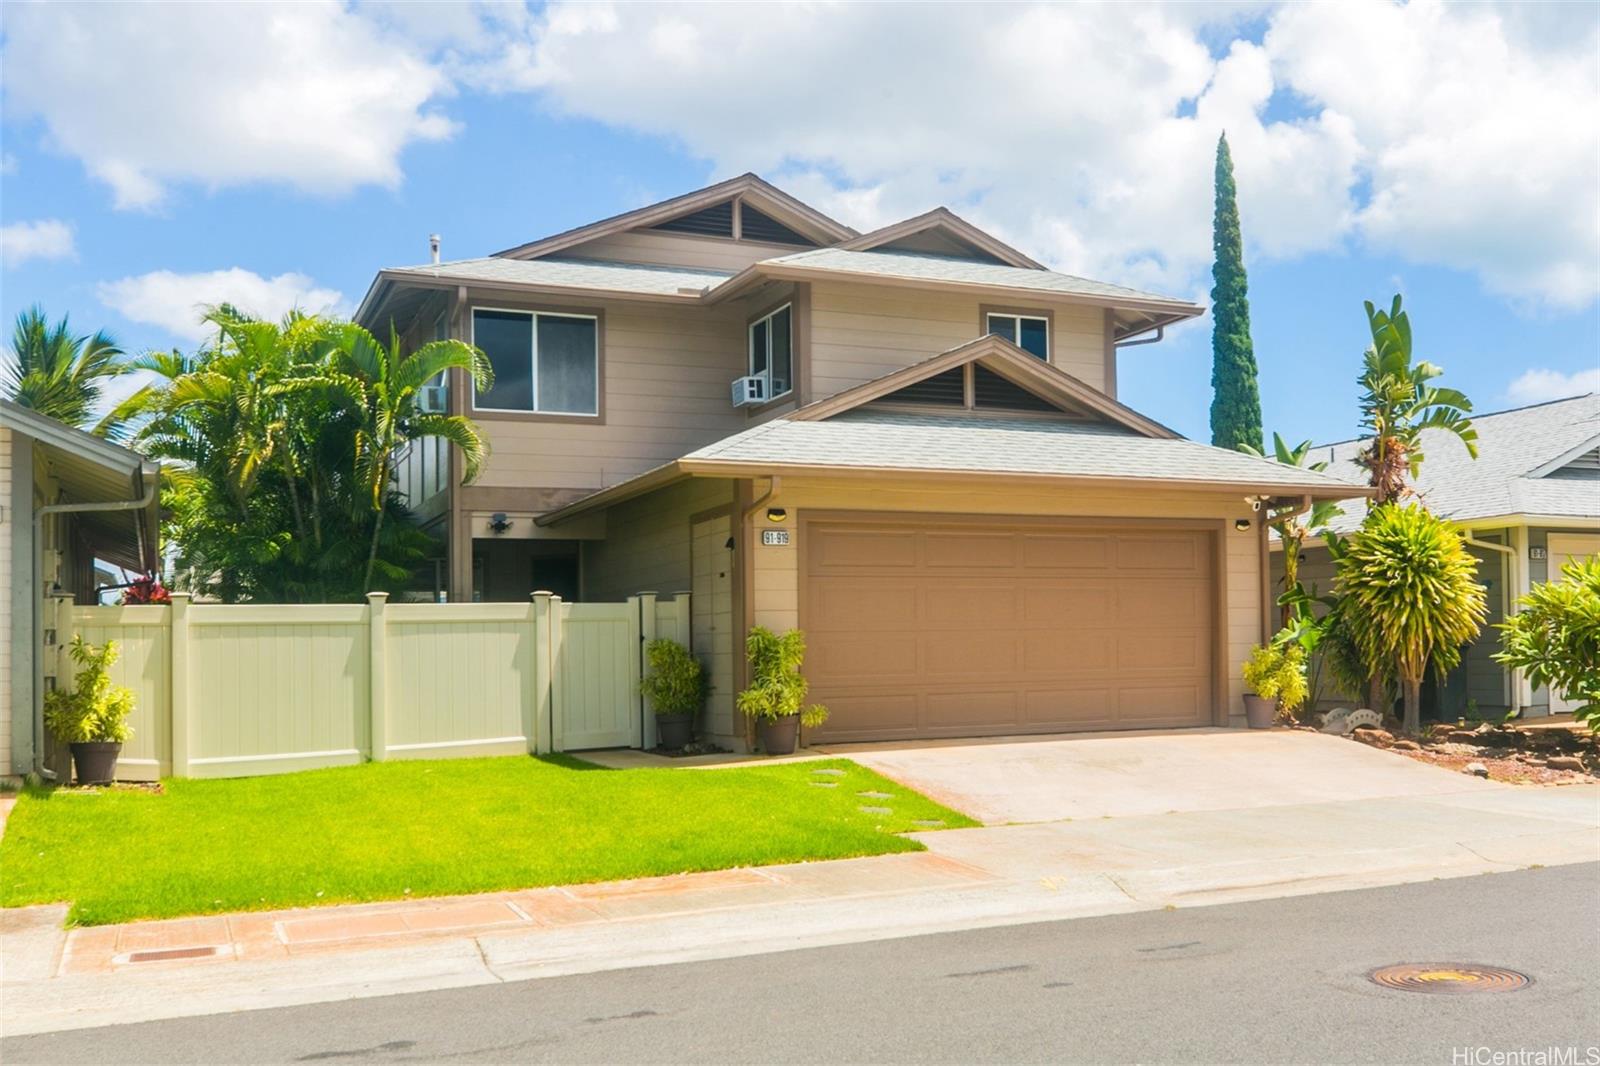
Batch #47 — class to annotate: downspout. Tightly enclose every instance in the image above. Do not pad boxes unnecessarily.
[1113,325,1165,349]
[1463,533,1519,718]
[740,475,781,525]
[31,471,157,780]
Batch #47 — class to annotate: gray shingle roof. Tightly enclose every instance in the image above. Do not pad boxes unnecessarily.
[1314,393,1600,533]
[684,409,1365,492]
[388,256,733,296]
[763,248,1196,307]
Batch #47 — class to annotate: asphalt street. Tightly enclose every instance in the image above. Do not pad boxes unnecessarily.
[6,863,1598,1065]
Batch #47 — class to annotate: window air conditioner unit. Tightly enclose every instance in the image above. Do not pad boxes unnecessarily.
[417,384,448,413]
[730,375,767,407]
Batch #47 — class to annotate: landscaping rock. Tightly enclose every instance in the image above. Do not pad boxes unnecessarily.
[1352,727,1394,747]
[1447,730,1480,743]
[1462,762,1489,778]
[1390,739,1421,751]
[1545,756,1586,772]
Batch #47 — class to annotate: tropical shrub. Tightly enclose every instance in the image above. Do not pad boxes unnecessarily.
[639,639,708,717]
[44,637,135,744]
[1352,295,1477,505]
[1242,641,1309,717]
[120,575,171,605]
[736,626,828,727]
[1496,557,1600,731]
[1335,504,1487,734]
[1241,431,1344,629]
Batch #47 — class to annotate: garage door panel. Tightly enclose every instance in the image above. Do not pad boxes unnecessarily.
[809,579,919,629]
[813,528,919,569]
[811,634,919,679]
[805,518,1215,743]
[924,531,1019,569]
[1021,582,1113,625]
[921,630,1019,675]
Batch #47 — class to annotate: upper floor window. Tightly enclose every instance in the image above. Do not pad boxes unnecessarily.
[471,308,598,416]
[986,313,1049,360]
[748,304,793,401]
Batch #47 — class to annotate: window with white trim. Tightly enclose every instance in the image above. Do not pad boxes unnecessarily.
[471,308,598,415]
[748,303,793,401]
[986,313,1049,360]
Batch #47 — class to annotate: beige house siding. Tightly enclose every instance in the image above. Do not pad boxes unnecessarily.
[806,281,1113,400]
[463,295,747,494]
[560,230,808,273]
[743,477,1265,727]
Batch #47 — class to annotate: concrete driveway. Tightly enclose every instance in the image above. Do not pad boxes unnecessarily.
[816,727,1507,824]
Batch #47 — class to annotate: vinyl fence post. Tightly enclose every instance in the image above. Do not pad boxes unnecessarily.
[169,592,192,777]
[637,592,657,750]
[366,592,389,762]
[547,595,565,753]
[45,595,75,779]
[529,592,548,755]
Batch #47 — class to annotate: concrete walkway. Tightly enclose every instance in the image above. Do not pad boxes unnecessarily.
[3,760,1595,1037]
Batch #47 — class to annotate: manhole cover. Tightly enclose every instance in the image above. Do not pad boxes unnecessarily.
[1368,963,1530,994]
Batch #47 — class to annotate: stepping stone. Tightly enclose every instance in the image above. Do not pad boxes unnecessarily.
[856,790,892,799]
[858,805,893,815]
[809,781,838,788]
[912,819,946,828]
[811,768,846,777]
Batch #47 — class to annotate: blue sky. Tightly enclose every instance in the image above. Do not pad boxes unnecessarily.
[2,1,1596,446]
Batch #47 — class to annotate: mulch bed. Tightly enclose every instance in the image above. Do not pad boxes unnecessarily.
[1335,720,1599,786]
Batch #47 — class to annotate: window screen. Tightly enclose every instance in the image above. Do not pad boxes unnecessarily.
[536,315,598,414]
[473,309,598,415]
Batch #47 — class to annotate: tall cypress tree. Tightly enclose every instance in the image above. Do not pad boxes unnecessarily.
[1208,133,1263,453]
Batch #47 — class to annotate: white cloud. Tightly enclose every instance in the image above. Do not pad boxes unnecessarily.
[97,269,348,343]
[1506,367,1600,404]
[0,2,455,209]
[0,218,76,268]
[454,0,1595,310]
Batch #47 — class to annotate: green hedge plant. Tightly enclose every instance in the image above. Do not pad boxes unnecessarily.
[638,638,708,717]
[736,626,828,727]
[44,636,135,744]
[1496,556,1600,731]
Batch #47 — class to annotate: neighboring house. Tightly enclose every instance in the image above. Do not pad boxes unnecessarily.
[1283,393,1600,720]
[357,173,1361,749]
[1,399,161,779]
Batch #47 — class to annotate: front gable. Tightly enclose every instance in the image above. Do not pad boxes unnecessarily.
[835,208,1044,269]
[1527,433,1600,481]
[789,334,1178,438]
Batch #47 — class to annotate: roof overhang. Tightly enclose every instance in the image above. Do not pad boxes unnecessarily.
[2,399,161,573]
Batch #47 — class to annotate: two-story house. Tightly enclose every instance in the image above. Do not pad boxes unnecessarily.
[356,174,1361,750]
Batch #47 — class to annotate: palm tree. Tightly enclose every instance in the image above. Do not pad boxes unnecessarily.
[1242,432,1345,629]
[1,306,127,434]
[1335,503,1487,734]
[324,323,492,592]
[1354,295,1477,505]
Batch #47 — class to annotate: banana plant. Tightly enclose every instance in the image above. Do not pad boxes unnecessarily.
[1241,431,1345,629]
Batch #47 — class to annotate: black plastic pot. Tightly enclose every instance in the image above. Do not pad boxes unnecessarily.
[758,714,801,755]
[655,712,694,750]
[71,741,122,785]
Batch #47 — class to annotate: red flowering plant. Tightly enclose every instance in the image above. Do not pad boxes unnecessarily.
[121,575,172,605]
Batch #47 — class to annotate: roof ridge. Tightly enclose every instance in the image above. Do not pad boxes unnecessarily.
[1315,391,1600,449]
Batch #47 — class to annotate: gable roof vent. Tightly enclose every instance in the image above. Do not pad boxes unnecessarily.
[880,368,965,407]
[740,204,816,246]
[1549,445,1600,479]
[652,200,734,238]
[973,366,1059,413]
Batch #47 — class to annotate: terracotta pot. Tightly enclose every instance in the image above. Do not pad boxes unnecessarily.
[71,741,122,785]
[655,712,694,750]
[757,714,801,755]
[1242,695,1278,730]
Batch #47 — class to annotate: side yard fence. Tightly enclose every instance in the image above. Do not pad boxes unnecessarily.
[48,591,689,781]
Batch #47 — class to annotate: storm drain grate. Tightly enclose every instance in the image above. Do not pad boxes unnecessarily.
[126,946,220,963]
[1368,963,1530,994]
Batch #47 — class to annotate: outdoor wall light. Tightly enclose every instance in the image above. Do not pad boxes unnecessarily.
[489,512,513,534]
[1234,518,1252,532]
[766,507,788,523]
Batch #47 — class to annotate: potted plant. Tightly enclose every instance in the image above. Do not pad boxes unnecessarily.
[736,626,828,755]
[1241,640,1308,729]
[639,638,708,749]
[43,636,135,785]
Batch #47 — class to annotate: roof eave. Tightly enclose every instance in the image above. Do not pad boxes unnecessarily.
[367,268,710,308]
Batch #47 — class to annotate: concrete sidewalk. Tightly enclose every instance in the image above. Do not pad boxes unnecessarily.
[4,779,1595,1038]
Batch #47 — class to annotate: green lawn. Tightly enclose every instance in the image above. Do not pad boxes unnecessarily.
[0,756,976,925]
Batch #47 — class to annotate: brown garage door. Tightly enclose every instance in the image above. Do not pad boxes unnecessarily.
[803,516,1216,742]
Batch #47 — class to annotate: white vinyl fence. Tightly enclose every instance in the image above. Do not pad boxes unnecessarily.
[46,591,690,781]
